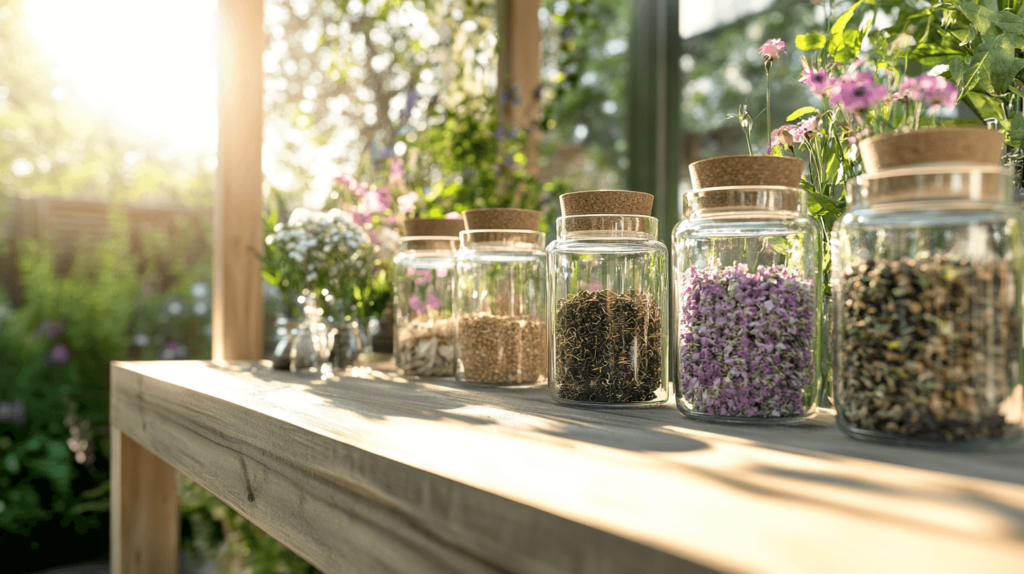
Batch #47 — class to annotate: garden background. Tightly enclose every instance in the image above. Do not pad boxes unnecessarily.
[0,0,971,572]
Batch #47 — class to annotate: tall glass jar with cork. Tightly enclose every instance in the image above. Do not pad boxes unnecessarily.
[834,128,1023,447]
[454,208,547,386]
[674,156,822,424]
[393,217,463,377]
[547,191,670,407]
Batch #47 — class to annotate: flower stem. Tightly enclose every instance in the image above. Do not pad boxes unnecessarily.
[766,65,772,152]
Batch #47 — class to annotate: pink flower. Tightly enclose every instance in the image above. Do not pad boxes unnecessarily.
[409,295,425,314]
[799,67,831,97]
[360,189,391,213]
[771,125,803,148]
[759,39,786,61]
[397,192,419,215]
[426,291,441,311]
[900,74,958,112]
[832,72,887,112]
[444,211,462,220]
[46,343,71,366]
[798,116,819,138]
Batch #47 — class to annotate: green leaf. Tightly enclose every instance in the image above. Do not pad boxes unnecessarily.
[786,106,819,121]
[806,190,846,219]
[1009,113,1024,143]
[795,33,826,51]
[974,34,1024,94]
[828,0,863,62]
[960,1,1024,35]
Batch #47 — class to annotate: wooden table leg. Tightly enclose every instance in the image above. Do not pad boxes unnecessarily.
[111,427,180,574]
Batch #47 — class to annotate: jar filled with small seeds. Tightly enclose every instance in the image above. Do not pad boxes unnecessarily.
[673,185,822,423]
[455,209,547,386]
[834,165,1024,447]
[548,191,670,407]
[393,218,463,377]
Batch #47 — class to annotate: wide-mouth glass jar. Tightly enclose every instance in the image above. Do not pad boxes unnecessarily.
[548,214,670,406]
[673,186,822,424]
[455,229,547,386]
[833,166,1023,447]
[393,235,458,376]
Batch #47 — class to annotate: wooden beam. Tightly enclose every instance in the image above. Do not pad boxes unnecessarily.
[111,428,180,574]
[627,0,681,246]
[497,0,541,177]
[213,0,265,361]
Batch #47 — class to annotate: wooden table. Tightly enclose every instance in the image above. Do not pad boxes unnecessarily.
[109,361,1024,574]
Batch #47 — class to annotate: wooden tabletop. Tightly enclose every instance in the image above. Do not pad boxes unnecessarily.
[110,361,1024,574]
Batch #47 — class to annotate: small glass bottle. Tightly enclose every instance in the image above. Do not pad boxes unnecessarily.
[673,186,822,423]
[393,218,463,377]
[548,191,670,407]
[455,209,547,386]
[833,166,1023,447]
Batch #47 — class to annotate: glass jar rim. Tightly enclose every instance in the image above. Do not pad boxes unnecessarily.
[556,214,658,239]
[682,186,806,220]
[849,165,1014,208]
[459,229,545,250]
[400,236,458,251]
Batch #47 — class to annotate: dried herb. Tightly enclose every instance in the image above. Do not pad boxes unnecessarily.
[678,265,816,418]
[555,289,663,403]
[838,254,1021,442]
[457,313,547,385]
[396,318,455,377]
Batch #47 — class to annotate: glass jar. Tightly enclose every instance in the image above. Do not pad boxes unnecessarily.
[455,230,547,386]
[393,236,458,376]
[673,186,822,423]
[833,166,1023,447]
[548,215,670,406]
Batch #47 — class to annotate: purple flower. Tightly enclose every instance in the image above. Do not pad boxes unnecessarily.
[46,343,71,366]
[426,291,441,311]
[37,319,65,338]
[678,265,816,418]
[799,67,831,97]
[759,38,786,61]
[832,72,887,112]
[409,295,425,314]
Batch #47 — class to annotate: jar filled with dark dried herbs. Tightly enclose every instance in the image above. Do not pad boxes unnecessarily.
[833,166,1024,447]
[547,191,669,407]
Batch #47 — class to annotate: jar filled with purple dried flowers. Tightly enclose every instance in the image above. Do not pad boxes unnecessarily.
[833,166,1023,447]
[547,191,670,407]
[673,186,822,424]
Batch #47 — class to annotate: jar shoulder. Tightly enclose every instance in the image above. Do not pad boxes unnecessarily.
[546,238,668,255]
[672,217,819,237]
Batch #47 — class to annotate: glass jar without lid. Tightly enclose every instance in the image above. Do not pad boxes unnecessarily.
[833,166,1023,447]
[393,235,458,377]
[548,214,670,407]
[455,229,547,386]
[673,186,822,424]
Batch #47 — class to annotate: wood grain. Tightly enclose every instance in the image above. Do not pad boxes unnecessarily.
[111,428,180,574]
[110,361,1024,574]
[213,0,265,361]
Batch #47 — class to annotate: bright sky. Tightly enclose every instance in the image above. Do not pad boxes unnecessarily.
[24,0,219,151]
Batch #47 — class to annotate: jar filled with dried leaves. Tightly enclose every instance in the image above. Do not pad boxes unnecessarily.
[834,166,1024,447]
[393,218,463,377]
[547,191,669,407]
[673,186,822,423]
[455,209,547,386]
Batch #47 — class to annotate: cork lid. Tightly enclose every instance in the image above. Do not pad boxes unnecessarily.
[689,155,804,189]
[403,217,465,237]
[463,208,541,231]
[859,127,1004,175]
[559,190,654,216]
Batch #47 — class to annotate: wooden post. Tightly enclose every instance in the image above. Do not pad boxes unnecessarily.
[497,0,541,176]
[627,0,681,246]
[111,429,180,574]
[213,0,265,361]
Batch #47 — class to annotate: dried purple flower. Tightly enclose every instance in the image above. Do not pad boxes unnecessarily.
[678,264,816,418]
